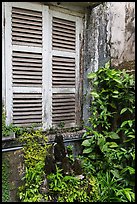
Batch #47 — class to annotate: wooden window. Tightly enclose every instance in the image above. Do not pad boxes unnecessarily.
[3,2,83,129]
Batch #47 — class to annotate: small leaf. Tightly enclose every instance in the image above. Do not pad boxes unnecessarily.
[112,95,119,98]
[120,121,128,128]
[91,91,99,98]
[83,148,93,154]
[113,78,122,84]
[120,108,127,114]
[108,132,120,139]
[81,139,91,147]
[128,108,133,113]
[128,120,133,127]
[113,90,119,94]
[105,61,110,69]
[87,72,96,79]
[107,142,118,148]
[109,103,116,109]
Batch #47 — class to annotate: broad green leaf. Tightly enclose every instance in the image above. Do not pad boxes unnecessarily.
[91,91,99,98]
[110,69,117,75]
[121,166,135,175]
[131,192,135,201]
[128,108,133,113]
[81,139,91,147]
[87,72,96,79]
[83,148,92,154]
[108,132,120,139]
[113,90,119,94]
[112,95,119,98]
[102,144,108,152]
[128,120,133,127]
[107,142,118,148]
[97,137,105,147]
[127,134,135,139]
[124,191,131,202]
[120,121,128,128]
[113,78,122,84]
[120,108,127,114]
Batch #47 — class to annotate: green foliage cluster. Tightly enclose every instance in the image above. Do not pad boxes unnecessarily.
[2,105,28,137]
[81,62,135,202]
[2,155,10,202]
[2,105,15,137]
[17,62,135,202]
[45,165,99,202]
[18,129,51,202]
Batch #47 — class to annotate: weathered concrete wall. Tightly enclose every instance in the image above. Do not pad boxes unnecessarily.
[83,3,110,125]
[2,150,24,202]
[108,2,135,68]
[83,2,135,125]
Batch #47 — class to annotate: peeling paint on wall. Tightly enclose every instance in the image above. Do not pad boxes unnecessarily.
[83,3,110,125]
[83,2,135,124]
[108,2,135,66]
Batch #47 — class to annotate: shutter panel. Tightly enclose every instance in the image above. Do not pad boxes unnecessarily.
[12,51,42,87]
[8,3,44,127]
[51,12,82,128]
[52,56,75,88]
[52,17,76,52]
[13,93,42,126]
[52,93,76,126]
[12,7,42,47]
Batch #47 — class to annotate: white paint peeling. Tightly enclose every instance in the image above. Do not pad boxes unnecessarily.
[108,2,135,66]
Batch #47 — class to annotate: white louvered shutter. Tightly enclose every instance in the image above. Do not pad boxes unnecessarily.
[5,2,47,127]
[51,12,82,128]
[4,2,82,129]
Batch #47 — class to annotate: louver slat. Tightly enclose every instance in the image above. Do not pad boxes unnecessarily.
[12,51,42,87]
[52,93,75,125]
[52,56,75,88]
[52,17,76,52]
[13,93,42,126]
[12,7,42,47]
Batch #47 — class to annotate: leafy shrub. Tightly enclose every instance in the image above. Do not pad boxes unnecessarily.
[45,165,99,202]
[18,129,51,202]
[82,62,135,202]
[2,105,27,137]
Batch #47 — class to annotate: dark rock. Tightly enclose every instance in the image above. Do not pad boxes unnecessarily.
[72,158,83,175]
[44,145,56,175]
[62,157,73,175]
[54,135,66,162]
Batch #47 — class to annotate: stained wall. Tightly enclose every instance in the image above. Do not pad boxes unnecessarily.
[83,2,135,124]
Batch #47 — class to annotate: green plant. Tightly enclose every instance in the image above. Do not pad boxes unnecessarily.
[82,62,135,202]
[46,165,99,202]
[97,171,134,202]
[18,129,51,202]
[2,105,26,137]
[2,155,10,202]
[66,145,75,163]
[18,161,44,202]
[18,129,50,167]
